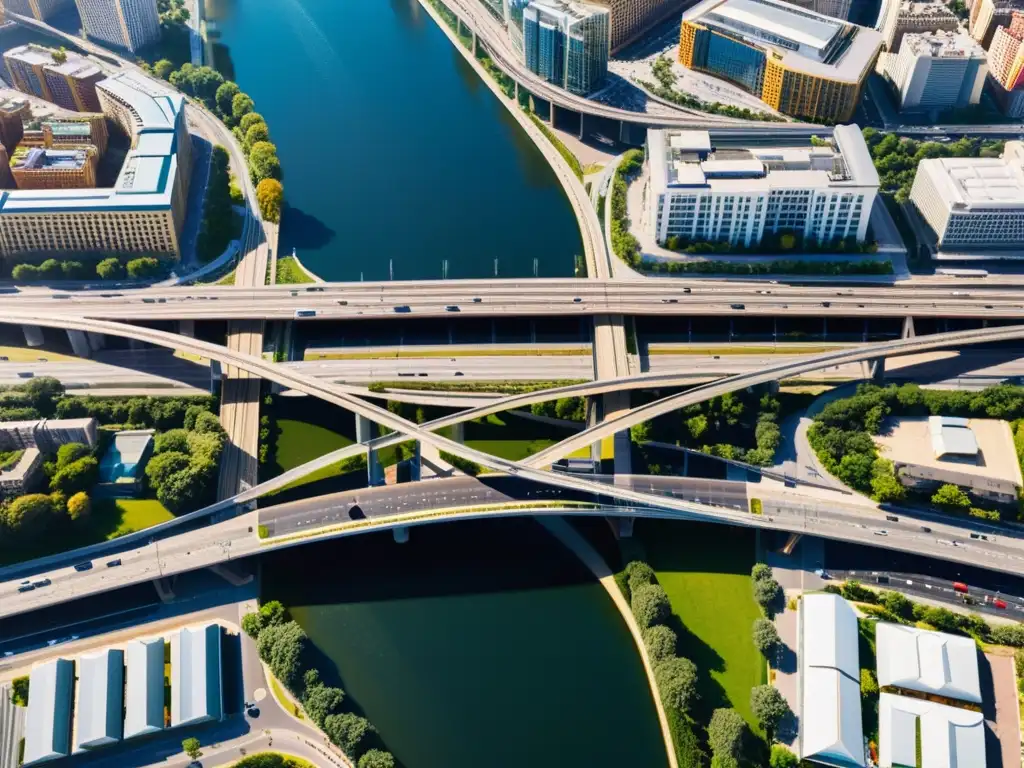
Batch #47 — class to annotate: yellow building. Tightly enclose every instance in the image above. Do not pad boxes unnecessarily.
[678,0,882,122]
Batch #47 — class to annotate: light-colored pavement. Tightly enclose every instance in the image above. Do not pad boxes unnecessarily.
[984,652,1023,768]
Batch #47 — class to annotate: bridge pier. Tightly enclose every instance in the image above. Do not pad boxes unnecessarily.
[451,421,465,444]
[611,515,635,538]
[357,415,385,487]
[21,324,44,347]
[67,329,92,358]
[393,526,410,544]
[179,319,195,338]
[870,357,886,382]
[902,316,915,339]
[86,332,106,352]
[152,577,175,603]
[408,441,422,482]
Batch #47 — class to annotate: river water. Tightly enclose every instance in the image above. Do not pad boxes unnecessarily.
[261,518,668,768]
[204,0,582,281]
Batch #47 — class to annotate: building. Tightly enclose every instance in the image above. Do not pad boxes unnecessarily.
[592,0,687,52]
[124,637,166,739]
[873,415,1024,502]
[98,428,154,495]
[522,0,610,95]
[74,0,161,53]
[875,623,982,703]
[74,649,124,752]
[23,658,74,766]
[0,71,192,261]
[0,145,13,189]
[18,117,109,157]
[880,0,959,52]
[799,593,865,767]
[0,97,29,152]
[987,12,1024,115]
[42,58,105,113]
[170,624,224,728]
[879,693,986,768]
[678,0,883,122]
[0,417,98,452]
[0,0,70,22]
[645,125,878,248]
[784,0,854,20]
[969,0,1024,46]
[882,31,987,111]
[910,140,1024,252]
[10,146,98,189]
[4,44,57,101]
[0,446,43,496]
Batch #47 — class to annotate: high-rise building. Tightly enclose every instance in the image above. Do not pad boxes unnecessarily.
[4,44,57,101]
[42,58,105,112]
[645,125,879,248]
[1,0,71,22]
[969,0,1024,46]
[781,0,853,20]
[0,97,29,153]
[883,31,988,111]
[880,0,960,52]
[10,146,98,189]
[522,0,609,95]
[987,11,1024,115]
[910,141,1024,250]
[74,0,160,53]
[591,0,687,53]
[678,0,883,122]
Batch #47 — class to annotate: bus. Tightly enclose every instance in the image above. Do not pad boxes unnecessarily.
[936,268,989,278]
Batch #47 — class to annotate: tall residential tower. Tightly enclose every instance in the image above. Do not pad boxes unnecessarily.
[522,0,610,95]
[74,0,160,53]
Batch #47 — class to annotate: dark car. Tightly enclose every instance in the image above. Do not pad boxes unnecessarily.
[106,559,122,568]
[73,561,93,572]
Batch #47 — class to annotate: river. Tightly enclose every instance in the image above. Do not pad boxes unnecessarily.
[203,0,583,281]
[261,518,668,768]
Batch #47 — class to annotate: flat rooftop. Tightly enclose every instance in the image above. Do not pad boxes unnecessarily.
[46,59,102,79]
[709,0,843,52]
[46,121,93,136]
[917,142,1024,210]
[902,30,987,57]
[4,44,54,66]
[12,147,90,170]
[874,416,1024,487]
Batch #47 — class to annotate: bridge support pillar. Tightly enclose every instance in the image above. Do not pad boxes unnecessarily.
[451,421,465,444]
[869,357,886,382]
[550,102,558,126]
[901,316,915,339]
[179,319,195,338]
[152,577,175,603]
[393,526,410,544]
[357,415,385,487]
[408,441,422,482]
[781,532,802,555]
[67,329,92,358]
[612,515,635,538]
[767,380,780,394]
[86,332,106,352]
[21,324,44,348]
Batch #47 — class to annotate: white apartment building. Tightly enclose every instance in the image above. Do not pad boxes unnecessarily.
[883,31,988,110]
[910,141,1024,250]
[74,0,160,53]
[881,0,960,51]
[645,125,879,248]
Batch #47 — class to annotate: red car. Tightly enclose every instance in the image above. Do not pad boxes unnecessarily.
[953,581,969,594]
[993,598,1008,610]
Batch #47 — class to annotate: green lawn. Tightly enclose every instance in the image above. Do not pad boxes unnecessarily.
[270,418,355,491]
[633,519,768,732]
[445,412,574,462]
[103,499,174,538]
[275,256,314,285]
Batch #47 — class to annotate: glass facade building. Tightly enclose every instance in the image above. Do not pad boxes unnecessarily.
[691,25,767,93]
[522,0,610,95]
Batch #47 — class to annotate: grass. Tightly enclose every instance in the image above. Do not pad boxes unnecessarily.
[268,674,304,720]
[275,256,314,285]
[0,346,76,362]
[633,520,768,733]
[0,449,24,471]
[306,347,587,360]
[104,499,174,538]
[649,345,843,356]
[367,379,586,394]
[444,411,573,462]
[525,110,583,181]
[233,753,316,768]
[859,618,879,746]
[269,418,355,492]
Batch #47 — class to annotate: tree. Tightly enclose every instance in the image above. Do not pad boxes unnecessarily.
[1,494,56,539]
[256,620,307,691]
[193,409,225,435]
[248,141,282,183]
[881,590,913,620]
[153,58,175,79]
[154,429,190,454]
[145,451,191,492]
[323,712,375,757]
[232,92,255,121]
[39,259,62,280]
[239,111,266,134]
[642,625,677,664]
[49,456,98,495]
[244,121,270,153]
[358,750,396,768]
[22,377,63,415]
[654,656,698,714]
[56,442,89,469]
[750,684,789,737]
[707,708,747,763]
[61,260,87,279]
[12,264,39,282]
[932,483,971,509]
[182,737,202,760]
[66,491,90,522]
[241,611,265,639]
[216,80,241,116]
[624,560,655,595]
[835,451,875,490]
[96,257,125,280]
[990,624,1024,647]
[631,583,670,628]
[256,178,283,223]
[259,599,287,626]
[752,617,780,655]
[183,404,209,431]
[126,257,161,278]
[686,414,708,441]
[769,745,800,768]
[751,563,773,582]
[753,576,781,614]
[860,668,879,697]
[303,681,345,727]
[51,47,68,64]
[10,676,28,706]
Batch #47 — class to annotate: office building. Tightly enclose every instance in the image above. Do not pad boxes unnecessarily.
[43,58,105,112]
[23,658,74,766]
[591,0,687,52]
[18,117,109,157]
[879,694,986,768]
[0,97,29,152]
[987,12,1024,115]
[678,0,883,122]
[1,0,70,22]
[970,0,1024,46]
[875,623,982,703]
[0,71,192,261]
[522,0,609,95]
[880,0,959,52]
[0,417,98,452]
[74,0,161,53]
[10,146,98,189]
[170,624,224,728]
[799,594,865,768]
[4,44,57,101]
[124,638,166,739]
[784,0,854,20]
[0,446,42,496]
[883,31,988,110]
[874,415,1024,502]
[74,649,124,752]
[645,125,878,248]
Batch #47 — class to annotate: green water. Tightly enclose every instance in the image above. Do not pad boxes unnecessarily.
[261,518,668,768]
[204,0,583,281]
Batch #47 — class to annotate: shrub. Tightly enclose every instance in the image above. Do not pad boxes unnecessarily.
[707,708,747,763]
[931,483,971,509]
[66,491,90,521]
[358,751,396,768]
[56,442,89,468]
[861,668,879,697]
[751,563,773,582]
[624,560,656,595]
[49,456,98,495]
[10,676,28,706]
[769,745,800,768]
[256,178,283,223]
[126,257,161,279]
[256,620,307,691]
[990,623,1024,647]
[839,580,877,603]
[752,617,780,655]
[753,576,782,614]
[654,656,699,715]
[750,684,789,737]
[323,712,375,758]
[631,583,671,628]
[642,625,677,664]
[302,679,346,728]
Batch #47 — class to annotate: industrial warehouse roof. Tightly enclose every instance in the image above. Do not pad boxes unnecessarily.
[876,623,982,703]
[799,594,865,767]
[124,637,166,739]
[879,693,986,768]
[74,649,124,752]
[915,141,1024,210]
[23,658,74,766]
[170,624,224,727]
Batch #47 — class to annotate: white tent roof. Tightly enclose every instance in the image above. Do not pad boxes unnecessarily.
[876,623,982,703]
[170,624,223,727]
[802,593,861,679]
[23,658,74,765]
[124,638,166,739]
[879,693,986,768]
[74,649,124,751]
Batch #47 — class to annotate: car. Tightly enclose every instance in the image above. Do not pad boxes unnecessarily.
[682,287,692,293]
[873,529,889,536]
[993,598,1008,610]
[336,300,348,306]
[393,305,411,313]
[294,309,316,318]
[455,371,464,376]
[37,358,47,363]
[885,514,899,522]
[106,558,122,568]
[661,298,678,303]
[32,579,51,588]
[472,297,482,303]
[142,297,155,303]
[305,286,324,292]
[821,301,831,308]
[756,290,771,295]
[17,584,35,593]
[445,305,460,312]
[985,305,994,309]
[0,356,6,361]
[247,706,261,717]
[51,294,71,299]
[919,526,932,533]
[969,533,989,541]
[572,297,582,303]
[17,371,34,378]
[73,561,93,572]
[417,372,428,377]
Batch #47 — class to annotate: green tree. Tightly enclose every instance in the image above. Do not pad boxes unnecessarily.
[60,260,87,279]
[302,681,345,727]
[56,442,89,469]
[259,599,287,626]
[256,620,307,691]
[769,745,800,768]
[750,684,789,737]
[990,624,1024,647]
[835,451,875,490]
[49,456,99,495]
[51,47,68,64]
[66,491,90,522]
[654,656,698,714]
[232,92,255,121]
[215,80,241,116]
[9,676,28,706]
[182,737,202,760]
[752,617,780,655]
[153,58,175,79]
[932,483,971,509]
[631,583,670,628]
[96,257,125,280]
[11,264,40,282]
[154,429,190,454]
[39,259,62,280]
[624,560,655,595]
[358,750,396,768]
[22,377,63,415]
[256,178,283,223]
[193,409,225,435]
[248,141,282,183]
[323,712,375,758]
[244,121,270,153]
[239,111,266,134]
[1,494,56,538]
[881,590,913,620]
[126,257,161,278]
[241,611,265,639]
[686,413,708,441]
[145,451,190,492]
[751,562,773,582]
[642,625,677,664]
[707,708,747,763]
[860,668,879,696]
[753,576,781,614]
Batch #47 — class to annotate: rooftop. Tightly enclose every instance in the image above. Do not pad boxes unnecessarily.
[124,638,166,739]
[876,623,982,703]
[24,658,74,765]
[918,142,1024,210]
[100,429,153,482]
[902,30,987,58]
[928,415,979,459]
[526,0,608,22]
[46,59,102,79]
[96,71,184,133]
[12,147,90,171]
[4,44,55,67]
[74,649,124,752]
[879,693,986,768]
[46,121,93,136]
[898,0,959,16]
